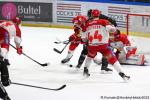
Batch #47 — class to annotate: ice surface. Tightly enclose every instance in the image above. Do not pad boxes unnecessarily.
[4,26,150,100]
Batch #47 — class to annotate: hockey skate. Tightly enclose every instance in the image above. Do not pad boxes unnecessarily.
[83,67,90,78]
[61,56,72,64]
[75,64,81,71]
[101,67,113,74]
[100,57,112,74]
[119,72,130,81]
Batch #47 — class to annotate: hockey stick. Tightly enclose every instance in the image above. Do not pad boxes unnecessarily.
[12,82,66,91]
[53,42,69,54]
[54,37,69,44]
[54,40,69,44]
[10,44,49,67]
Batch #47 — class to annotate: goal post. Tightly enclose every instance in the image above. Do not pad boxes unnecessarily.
[126,13,150,37]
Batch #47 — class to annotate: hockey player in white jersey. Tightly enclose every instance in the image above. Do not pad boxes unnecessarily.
[0,17,23,100]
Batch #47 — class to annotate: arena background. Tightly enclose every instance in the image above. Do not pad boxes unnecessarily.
[0,0,150,37]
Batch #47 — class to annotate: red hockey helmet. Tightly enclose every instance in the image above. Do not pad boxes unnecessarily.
[76,15,87,25]
[91,9,101,17]
[72,17,78,24]
[12,17,21,25]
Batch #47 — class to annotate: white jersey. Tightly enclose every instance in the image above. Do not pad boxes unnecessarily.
[0,21,16,39]
[86,24,109,45]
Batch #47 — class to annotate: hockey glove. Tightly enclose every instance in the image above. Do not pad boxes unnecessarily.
[69,35,76,42]
[17,46,23,55]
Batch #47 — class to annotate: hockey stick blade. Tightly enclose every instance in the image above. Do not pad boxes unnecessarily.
[40,62,50,66]
[10,44,49,67]
[12,82,66,91]
[54,41,61,44]
[54,40,69,44]
[53,48,62,54]
[55,84,66,90]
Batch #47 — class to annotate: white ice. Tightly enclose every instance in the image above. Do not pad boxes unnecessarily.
[4,26,150,100]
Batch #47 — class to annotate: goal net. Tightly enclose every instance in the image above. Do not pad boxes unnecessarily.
[126,13,150,37]
[126,14,150,55]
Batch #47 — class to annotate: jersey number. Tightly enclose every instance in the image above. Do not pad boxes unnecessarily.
[88,30,102,43]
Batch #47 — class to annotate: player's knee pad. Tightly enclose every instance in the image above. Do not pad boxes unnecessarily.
[0,60,10,87]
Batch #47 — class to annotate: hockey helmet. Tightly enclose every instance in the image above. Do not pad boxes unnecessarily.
[12,17,21,25]
[72,17,78,24]
[76,15,87,25]
[91,9,101,17]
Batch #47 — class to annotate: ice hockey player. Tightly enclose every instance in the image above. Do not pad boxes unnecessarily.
[61,16,86,63]
[61,15,104,68]
[87,9,117,27]
[109,28,145,65]
[81,9,130,81]
[75,9,117,73]
[0,17,23,100]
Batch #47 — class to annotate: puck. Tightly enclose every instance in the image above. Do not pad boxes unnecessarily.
[69,64,73,67]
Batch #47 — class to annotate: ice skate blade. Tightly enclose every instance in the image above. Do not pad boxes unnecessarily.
[122,76,131,82]
[83,73,90,79]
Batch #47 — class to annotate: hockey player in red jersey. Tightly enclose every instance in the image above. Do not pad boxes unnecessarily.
[76,9,117,73]
[61,16,86,63]
[0,17,23,100]
[61,15,102,66]
[81,9,130,80]
[109,28,145,65]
